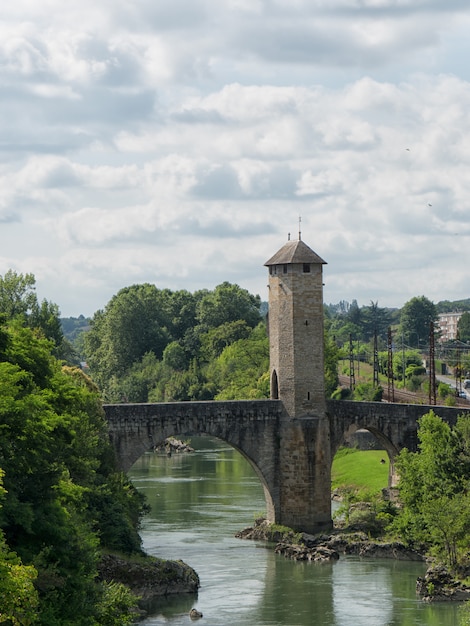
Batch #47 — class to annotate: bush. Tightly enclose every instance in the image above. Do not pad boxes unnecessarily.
[353,383,383,402]
[406,375,424,392]
[331,387,353,400]
[96,581,139,626]
[438,382,453,398]
[333,487,397,536]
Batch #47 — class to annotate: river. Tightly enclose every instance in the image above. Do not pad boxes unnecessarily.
[129,436,459,626]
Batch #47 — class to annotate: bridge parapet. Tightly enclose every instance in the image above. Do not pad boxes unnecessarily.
[326,399,470,454]
[104,398,284,478]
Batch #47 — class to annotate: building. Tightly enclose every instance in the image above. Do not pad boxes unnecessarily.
[437,312,462,342]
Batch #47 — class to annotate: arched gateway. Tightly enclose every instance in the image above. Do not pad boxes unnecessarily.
[104,236,470,534]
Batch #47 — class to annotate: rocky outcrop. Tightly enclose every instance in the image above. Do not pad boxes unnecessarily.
[275,542,339,562]
[416,565,470,602]
[154,437,194,455]
[237,520,424,563]
[98,553,200,603]
[316,532,425,561]
[235,518,300,544]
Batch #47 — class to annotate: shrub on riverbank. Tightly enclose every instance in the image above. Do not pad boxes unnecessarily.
[390,410,470,575]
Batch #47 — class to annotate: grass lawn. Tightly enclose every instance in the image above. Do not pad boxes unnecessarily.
[332,447,390,494]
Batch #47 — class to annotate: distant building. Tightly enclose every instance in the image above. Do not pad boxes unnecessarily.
[437,312,462,342]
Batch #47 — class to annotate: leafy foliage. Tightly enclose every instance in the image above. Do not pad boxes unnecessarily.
[391,411,470,572]
[0,270,74,361]
[0,320,146,624]
[208,323,269,400]
[0,470,39,625]
[95,581,139,626]
[399,295,437,348]
[83,282,347,403]
[84,282,265,402]
[324,334,340,398]
[458,312,470,343]
[328,299,394,345]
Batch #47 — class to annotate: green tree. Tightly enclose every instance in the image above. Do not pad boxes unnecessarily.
[0,470,39,625]
[458,312,470,343]
[208,323,269,400]
[199,320,252,361]
[392,411,470,571]
[391,349,422,382]
[159,288,200,340]
[324,334,339,398]
[84,284,171,397]
[196,282,261,329]
[362,301,392,341]
[329,320,362,347]
[0,271,68,357]
[346,299,362,327]
[0,270,37,319]
[163,341,188,371]
[0,319,145,623]
[399,296,437,348]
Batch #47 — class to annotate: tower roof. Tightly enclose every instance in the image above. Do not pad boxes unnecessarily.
[264,239,326,266]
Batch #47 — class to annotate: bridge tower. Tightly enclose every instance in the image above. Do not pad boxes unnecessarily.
[265,235,327,418]
[265,235,332,532]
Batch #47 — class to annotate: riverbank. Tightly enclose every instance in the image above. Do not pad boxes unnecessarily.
[98,553,200,618]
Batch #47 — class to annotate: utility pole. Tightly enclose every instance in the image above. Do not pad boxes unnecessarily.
[387,327,394,402]
[456,330,462,394]
[349,334,355,391]
[373,330,379,388]
[357,339,360,380]
[402,331,405,388]
[428,321,436,405]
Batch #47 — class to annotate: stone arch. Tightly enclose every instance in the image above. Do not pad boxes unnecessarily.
[136,431,276,523]
[213,438,276,523]
[105,401,282,525]
[333,423,400,488]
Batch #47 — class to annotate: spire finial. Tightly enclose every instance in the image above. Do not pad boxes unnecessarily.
[298,215,302,241]
[288,232,290,241]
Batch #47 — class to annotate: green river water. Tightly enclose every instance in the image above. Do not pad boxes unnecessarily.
[129,437,460,626]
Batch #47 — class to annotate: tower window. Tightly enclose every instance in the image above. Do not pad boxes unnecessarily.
[283,264,288,274]
[303,263,310,273]
[272,370,279,400]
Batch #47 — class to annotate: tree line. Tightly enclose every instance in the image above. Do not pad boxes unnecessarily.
[60,284,470,406]
[0,272,148,624]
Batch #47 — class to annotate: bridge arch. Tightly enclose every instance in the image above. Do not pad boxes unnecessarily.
[326,400,470,489]
[332,421,400,488]
[152,432,276,524]
[104,400,283,525]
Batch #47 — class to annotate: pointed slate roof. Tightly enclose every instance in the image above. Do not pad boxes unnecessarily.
[264,239,326,266]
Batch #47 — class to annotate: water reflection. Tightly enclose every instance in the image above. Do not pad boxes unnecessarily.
[333,559,393,624]
[131,437,459,626]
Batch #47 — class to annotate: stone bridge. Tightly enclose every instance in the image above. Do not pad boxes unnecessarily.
[102,236,470,534]
[104,398,470,534]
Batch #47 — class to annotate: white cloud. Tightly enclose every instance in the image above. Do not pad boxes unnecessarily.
[1,1,470,315]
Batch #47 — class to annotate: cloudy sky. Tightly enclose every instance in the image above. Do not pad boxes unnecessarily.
[2,0,470,317]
